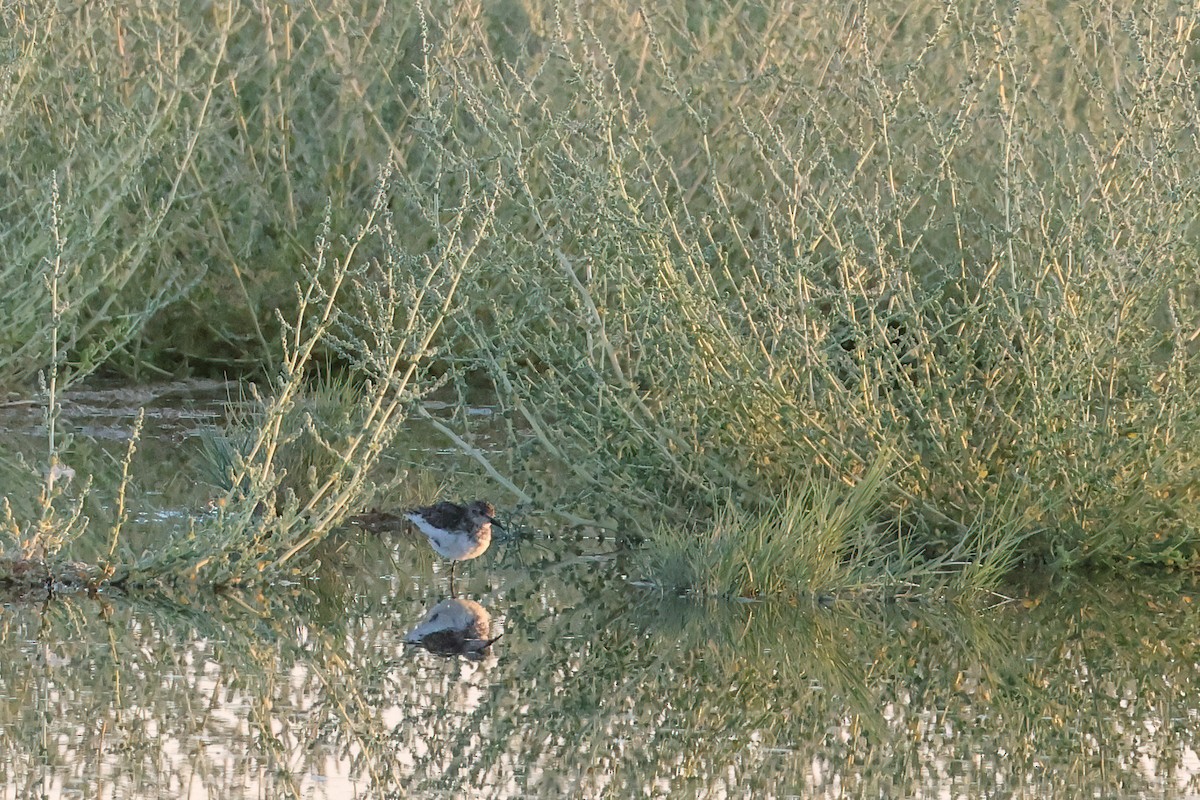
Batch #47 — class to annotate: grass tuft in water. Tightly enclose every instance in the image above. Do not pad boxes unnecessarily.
[641,464,884,599]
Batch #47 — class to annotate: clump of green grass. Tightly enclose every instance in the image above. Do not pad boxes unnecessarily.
[197,370,366,502]
[642,460,892,599]
[641,458,1032,599]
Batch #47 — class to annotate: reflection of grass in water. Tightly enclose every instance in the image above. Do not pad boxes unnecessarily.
[4,549,1200,797]
[0,584,408,797]
[3,1,1199,592]
[493,577,1200,797]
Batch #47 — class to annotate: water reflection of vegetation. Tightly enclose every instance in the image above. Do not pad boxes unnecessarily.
[479,572,1200,797]
[3,537,1200,796]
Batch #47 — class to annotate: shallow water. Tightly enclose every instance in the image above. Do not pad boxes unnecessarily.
[2,384,1200,798]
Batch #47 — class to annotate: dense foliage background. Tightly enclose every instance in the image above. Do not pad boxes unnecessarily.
[2,1,1197,589]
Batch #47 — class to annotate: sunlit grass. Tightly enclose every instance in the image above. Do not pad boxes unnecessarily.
[0,1,1197,590]
[642,460,891,599]
[640,458,1034,598]
[429,1,1200,581]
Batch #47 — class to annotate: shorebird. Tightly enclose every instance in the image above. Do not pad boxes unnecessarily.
[404,500,499,581]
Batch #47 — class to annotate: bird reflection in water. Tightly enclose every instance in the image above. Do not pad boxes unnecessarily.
[404,597,501,661]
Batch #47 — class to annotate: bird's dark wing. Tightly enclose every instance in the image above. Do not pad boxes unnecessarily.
[411,501,467,528]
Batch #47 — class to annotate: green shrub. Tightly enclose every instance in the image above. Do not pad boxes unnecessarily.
[2,1,1197,591]
[419,2,1200,578]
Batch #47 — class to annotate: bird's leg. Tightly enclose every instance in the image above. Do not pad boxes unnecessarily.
[449,562,457,597]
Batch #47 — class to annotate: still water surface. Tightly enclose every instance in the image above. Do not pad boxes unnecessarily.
[2,384,1199,798]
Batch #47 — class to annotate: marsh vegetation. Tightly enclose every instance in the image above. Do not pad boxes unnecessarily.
[2,2,1200,795]
[2,2,1198,592]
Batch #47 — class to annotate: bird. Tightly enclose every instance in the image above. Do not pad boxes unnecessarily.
[404,500,499,582]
